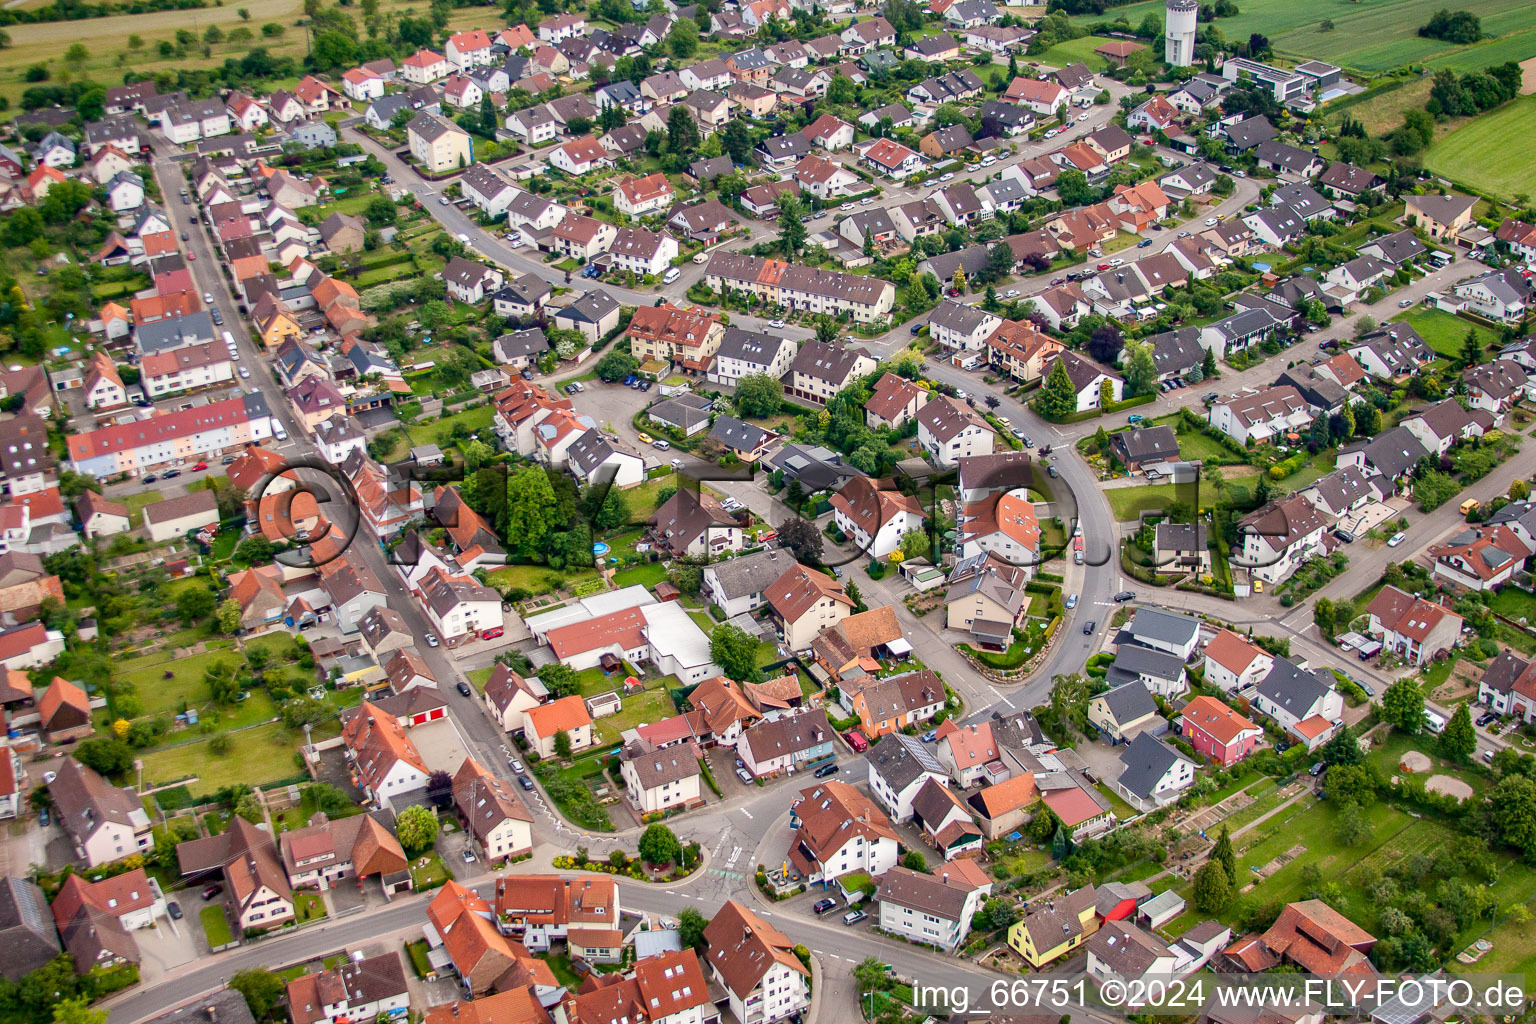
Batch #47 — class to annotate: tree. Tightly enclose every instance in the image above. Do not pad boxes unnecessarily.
[710,623,761,681]
[1313,597,1336,636]
[1048,672,1091,732]
[1124,342,1157,398]
[777,194,806,257]
[666,104,700,156]
[898,528,929,561]
[902,850,927,871]
[426,769,454,808]
[854,956,889,994]
[1086,325,1123,363]
[985,241,1015,284]
[1056,169,1094,206]
[1325,762,1377,807]
[736,373,784,417]
[1457,327,1483,370]
[205,660,240,704]
[828,72,855,104]
[667,22,698,58]
[678,907,709,950]
[216,598,243,635]
[1202,347,1218,378]
[721,120,752,165]
[553,728,575,760]
[1036,359,1077,420]
[777,517,824,564]
[395,804,440,854]
[1381,678,1426,734]
[1336,802,1372,846]
[538,663,581,699]
[638,822,682,866]
[1442,702,1476,763]
[73,737,135,776]
[506,467,562,559]
[234,536,274,565]
[230,970,287,1021]
[1212,825,1235,883]
[1194,860,1231,912]
[176,585,216,624]
[596,349,639,382]
[1491,774,1536,860]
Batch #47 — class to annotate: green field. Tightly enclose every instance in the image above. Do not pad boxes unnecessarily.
[1028,35,1121,72]
[1075,0,1536,71]
[594,689,678,745]
[405,404,496,447]
[139,720,304,795]
[1425,96,1536,202]
[1391,307,1502,359]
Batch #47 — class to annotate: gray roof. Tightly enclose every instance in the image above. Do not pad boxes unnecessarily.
[717,327,791,368]
[1224,115,1276,150]
[1361,425,1428,480]
[493,328,549,362]
[767,443,865,491]
[1127,606,1199,648]
[1154,521,1206,555]
[1360,229,1427,265]
[1147,328,1204,377]
[1306,465,1373,512]
[1112,425,1179,463]
[141,989,256,1024]
[557,289,622,325]
[706,547,795,601]
[1110,644,1187,685]
[866,731,945,793]
[408,111,465,143]
[649,394,713,431]
[566,428,638,477]
[0,877,61,980]
[136,311,216,354]
[709,415,770,453]
[1256,657,1335,716]
[1115,732,1190,800]
[1254,140,1318,175]
[1097,681,1159,725]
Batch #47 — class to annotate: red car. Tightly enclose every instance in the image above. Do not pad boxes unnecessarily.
[1097,263,1109,271]
[192,462,208,471]
[480,627,505,640]
[845,731,869,752]
[1073,536,1084,552]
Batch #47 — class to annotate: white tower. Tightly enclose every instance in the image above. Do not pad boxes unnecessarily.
[1165,0,1198,67]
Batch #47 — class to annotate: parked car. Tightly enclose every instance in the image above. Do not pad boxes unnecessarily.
[162,469,181,479]
[167,902,182,920]
[456,681,473,697]
[1065,594,1078,609]
[768,318,786,329]
[843,910,867,926]
[1387,532,1406,547]
[424,632,439,647]
[1113,591,1135,602]
[813,898,838,915]
[736,767,753,784]
[192,462,208,471]
[461,849,476,863]
[921,729,937,743]
[845,731,868,752]
[509,758,525,773]
[519,775,535,790]
[201,885,223,900]
[813,763,839,778]
[38,807,48,826]
[1477,712,1497,727]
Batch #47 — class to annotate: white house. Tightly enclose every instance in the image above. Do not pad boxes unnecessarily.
[1252,657,1344,750]
[1237,494,1327,585]
[917,395,996,466]
[788,779,899,884]
[1200,629,1274,693]
[876,865,986,953]
[1111,733,1196,811]
[1048,352,1123,413]
[702,902,811,1024]
[866,732,949,823]
[830,477,927,559]
[523,695,595,759]
[927,299,1002,353]
[1207,385,1311,445]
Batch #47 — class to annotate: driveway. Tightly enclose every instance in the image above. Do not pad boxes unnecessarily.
[409,717,475,775]
[135,913,202,981]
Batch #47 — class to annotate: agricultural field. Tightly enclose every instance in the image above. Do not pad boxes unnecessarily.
[1424,96,1536,202]
[1072,0,1536,72]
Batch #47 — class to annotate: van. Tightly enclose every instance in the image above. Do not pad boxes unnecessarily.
[1461,498,1481,515]
[663,267,681,284]
[652,439,671,450]
[692,251,710,265]
[1425,710,1447,734]
[457,232,470,244]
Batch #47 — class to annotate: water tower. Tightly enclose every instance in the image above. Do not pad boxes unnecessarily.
[1165,0,1198,67]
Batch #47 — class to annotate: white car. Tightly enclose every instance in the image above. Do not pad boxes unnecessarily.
[439,196,450,205]
[238,367,250,378]
[940,172,954,182]
[203,292,214,304]
[1077,113,1089,122]
[1108,258,1124,266]
[1388,532,1406,547]
[768,318,786,329]
[1005,288,1019,297]
[1205,217,1218,226]
[954,389,967,400]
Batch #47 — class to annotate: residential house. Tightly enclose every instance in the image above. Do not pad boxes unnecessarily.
[1365,585,1463,667]
[1252,658,1344,750]
[1178,696,1261,767]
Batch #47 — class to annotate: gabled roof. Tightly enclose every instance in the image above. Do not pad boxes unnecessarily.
[1115,732,1190,800]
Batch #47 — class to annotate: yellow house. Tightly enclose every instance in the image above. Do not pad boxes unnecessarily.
[1006,885,1098,968]
[408,111,473,174]
[336,653,388,689]
[1404,193,1478,242]
[254,296,302,350]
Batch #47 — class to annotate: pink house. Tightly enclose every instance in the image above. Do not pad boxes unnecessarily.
[1178,696,1262,767]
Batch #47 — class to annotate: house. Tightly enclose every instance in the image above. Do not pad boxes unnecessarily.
[1179,696,1262,766]
[278,812,410,896]
[141,490,219,543]
[407,112,473,173]
[453,758,533,862]
[614,172,675,218]
[765,563,852,649]
[1455,268,1532,325]
[76,491,130,539]
[1221,114,1277,152]
[1348,325,1434,380]
[1111,426,1180,472]
[285,953,410,1024]
[1127,94,1179,132]
[174,816,293,935]
[1223,900,1375,975]
[0,877,62,980]
[710,328,796,388]
[1465,358,1532,412]
[705,252,895,324]
[703,547,796,617]
[802,113,854,152]
[1404,193,1478,241]
[1207,385,1310,445]
[944,557,1028,642]
[866,732,949,821]
[619,738,703,815]
[852,670,946,740]
[737,709,835,778]
[523,694,593,759]
[1429,525,1531,591]
[1112,733,1196,811]
[1088,682,1163,744]
[1047,351,1123,414]
[928,299,1002,354]
[955,492,1039,568]
[1253,658,1344,750]
[426,882,557,995]
[1007,885,1099,968]
[917,395,995,466]
[857,138,925,180]
[702,901,809,1024]
[1359,229,1428,268]
[876,865,986,953]
[1365,585,1463,667]
[341,701,431,807]
[1237,494,1327,585]
[787,779,898,885]
[649,489,742,559]
[905,32,962,62]
[1086,920,1183,998]
[1122,606,1200,661]
[865,372,929,430]
[48,759,153,867]
[38,677,92,743]
[1153,522,1210,576]
[829,477,926,559]
[1298,465,1377,518]
[1254,140,1324,180]
[553,290,622,344]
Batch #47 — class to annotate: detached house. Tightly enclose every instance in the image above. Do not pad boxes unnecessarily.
[1236,494,1327,585]
[1366,585,1463,667]
[1429,525,1532,591]
[917,395,995,466]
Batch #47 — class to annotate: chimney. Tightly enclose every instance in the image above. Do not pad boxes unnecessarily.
[452,1005,459,1018]
[207,1007,217,1024]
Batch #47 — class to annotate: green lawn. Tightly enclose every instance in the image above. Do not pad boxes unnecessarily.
[138,721,305,796]
[487,563,601,596]
[119,647,244,718]
[612,562,668,588]
[623,471,677,515]
[466,667,493,692]
[1106,469,1260,521]
[594,689,680,745]
[122,490,164,528]
[294,891,327,924]
[405,404,496,447]
[1393,308,1502,360]
[543,954,585,989]
[1028,35,1119,72]
[1425,96,1536,203]
[1490,587,1536,622]
[409,852,453,890]
[200,905,234,947]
